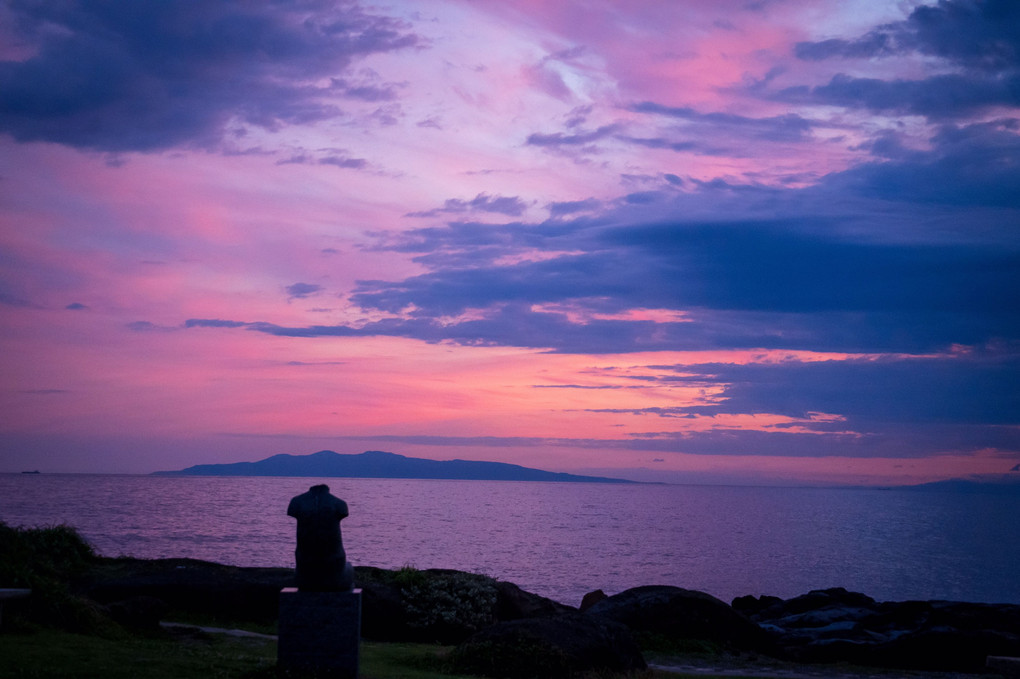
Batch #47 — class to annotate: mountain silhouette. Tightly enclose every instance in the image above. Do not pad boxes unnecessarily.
[153,449,635,483]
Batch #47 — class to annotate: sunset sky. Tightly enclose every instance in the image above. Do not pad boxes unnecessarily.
[1,0,1018,485]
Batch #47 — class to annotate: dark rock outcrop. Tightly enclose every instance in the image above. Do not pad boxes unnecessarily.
[587,585,770,651]
[78,557,293,624]
[494,580,574,621]
[451,612,646,678]
[357,566,572,643]
[731,593,783,616]
[75,556,1020,674]
[744,587,1020,672]
[579,588,608,611]
[80,559,573,643]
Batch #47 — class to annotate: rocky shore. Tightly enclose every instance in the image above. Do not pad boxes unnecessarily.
[67,556,1020,677]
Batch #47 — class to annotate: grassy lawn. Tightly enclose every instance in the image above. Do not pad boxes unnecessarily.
[0,628,275,679]
[0,629,495,679]
[0,628,765,679]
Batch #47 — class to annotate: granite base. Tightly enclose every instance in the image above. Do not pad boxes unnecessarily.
[278,587,361,678]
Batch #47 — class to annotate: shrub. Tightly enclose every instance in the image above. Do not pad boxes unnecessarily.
[399,569,498,642]
[0,522,96,585]
[0,522,117,635]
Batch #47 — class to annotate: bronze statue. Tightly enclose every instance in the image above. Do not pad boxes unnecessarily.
[287,484,355,591]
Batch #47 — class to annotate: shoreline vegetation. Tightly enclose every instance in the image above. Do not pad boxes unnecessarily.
[2,524,1017,678]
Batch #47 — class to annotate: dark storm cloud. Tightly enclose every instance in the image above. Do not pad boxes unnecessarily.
[786,0,1020,119]
[0,0,419,152]
[406,194,529,218]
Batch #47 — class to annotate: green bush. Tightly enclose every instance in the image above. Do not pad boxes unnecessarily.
[0,522,96,585]
[0,522,117,635]
[400,569,498,641]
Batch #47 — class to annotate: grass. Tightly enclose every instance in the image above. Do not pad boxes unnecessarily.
[1,628,765,679]
[0,628,275,679]
[0,630,495,679]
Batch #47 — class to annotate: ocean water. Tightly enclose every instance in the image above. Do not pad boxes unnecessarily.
[1,474,1018,607]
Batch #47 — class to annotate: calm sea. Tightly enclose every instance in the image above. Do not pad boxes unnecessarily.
[1,474,1018,607]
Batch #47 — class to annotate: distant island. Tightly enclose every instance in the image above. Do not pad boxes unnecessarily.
[153,449,637,484]
[900,475,1020,494]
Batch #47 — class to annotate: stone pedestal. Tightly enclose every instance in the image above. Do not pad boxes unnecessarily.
[278,588,361,678]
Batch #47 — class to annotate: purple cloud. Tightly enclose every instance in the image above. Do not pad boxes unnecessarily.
[785,0,1020,119]
[406,193,529,218]
[285,283,324,299]
[0,0,419,152]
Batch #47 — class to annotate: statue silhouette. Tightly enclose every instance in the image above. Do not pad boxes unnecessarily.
[287,484,355,591]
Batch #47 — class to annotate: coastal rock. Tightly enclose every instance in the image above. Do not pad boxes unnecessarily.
[579,589,608,612]
[731,594,782,616]
[79,557,293,623]
[745,589,1020,671]
[80,560,573,642]
[761,587,876,618]
[451,612,646,678]
[586,585,769,651]
[869,627,1020,672]
[494,580,574,620]
[357,566,573,643]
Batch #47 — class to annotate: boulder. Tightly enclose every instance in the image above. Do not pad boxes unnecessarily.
[587,585,769,651]
[494,580,574,620]
[759,588,876,618]
[870,628,1020,672]
[451,612,646,678]
[79,557,293,623]
[356,566,572,643]
[732,594,782,616]
[579,589,608,612]
[746,591,1020,672]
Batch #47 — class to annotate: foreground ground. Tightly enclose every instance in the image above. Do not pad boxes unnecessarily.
[0,525,1007,678]
[0,624,994,679]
